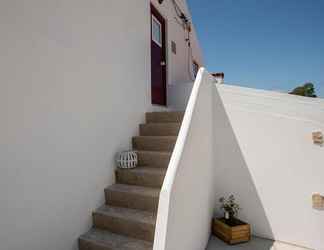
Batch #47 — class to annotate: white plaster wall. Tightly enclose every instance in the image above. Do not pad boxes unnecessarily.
[0,0,203,249]
[167,81,194,110]
[167,80,324,249]
[0,0,202,250]
[213,85,324,250]
[151,0,204,85]
[0,1,154,250]
[154,69,216,250]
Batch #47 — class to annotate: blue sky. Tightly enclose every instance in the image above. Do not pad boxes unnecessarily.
[187,0,324,98]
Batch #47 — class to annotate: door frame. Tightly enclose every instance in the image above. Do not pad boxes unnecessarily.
[150,3,168,106]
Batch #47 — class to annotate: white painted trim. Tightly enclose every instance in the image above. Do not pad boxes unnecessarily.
[151,15,163,48]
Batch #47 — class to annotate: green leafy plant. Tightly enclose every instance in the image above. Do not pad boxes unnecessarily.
[289,82,317,98]
[219,195,240,220]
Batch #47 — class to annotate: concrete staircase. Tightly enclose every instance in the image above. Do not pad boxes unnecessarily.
[79,111,184,250]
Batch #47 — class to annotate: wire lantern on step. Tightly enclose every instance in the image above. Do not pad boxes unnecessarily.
[116,151,138,169]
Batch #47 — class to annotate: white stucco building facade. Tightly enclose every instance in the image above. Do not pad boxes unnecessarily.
[1,1,323,250]
[0,1,202,250]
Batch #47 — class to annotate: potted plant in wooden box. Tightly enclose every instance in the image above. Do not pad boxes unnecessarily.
[212,195,251,245]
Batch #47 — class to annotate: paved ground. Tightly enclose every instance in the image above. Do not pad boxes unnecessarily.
[206,236,274,250]
[206,236,310,250]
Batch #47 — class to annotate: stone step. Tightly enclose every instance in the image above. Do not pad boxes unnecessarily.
[137,151,172,169]
[115,167,166,188]
[139,123,181,136]
[79,228,153,250]
[105,184,160,212]
[93,206,156,242]
[132,136,177,152]
[146,111,184,124]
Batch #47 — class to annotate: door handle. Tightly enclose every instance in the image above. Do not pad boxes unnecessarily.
[160,61,166,66]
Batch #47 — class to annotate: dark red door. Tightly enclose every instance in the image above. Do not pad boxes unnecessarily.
[151,4,167,106]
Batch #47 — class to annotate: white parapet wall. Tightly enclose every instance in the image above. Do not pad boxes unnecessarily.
[167,79,324,250]
[213,84,324,250]
[154,69,216,250]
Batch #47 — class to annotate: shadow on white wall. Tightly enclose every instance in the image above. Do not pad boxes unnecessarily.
[212,86,274,239]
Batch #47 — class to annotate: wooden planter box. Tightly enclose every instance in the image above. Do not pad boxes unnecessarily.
[212,218,251,245]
